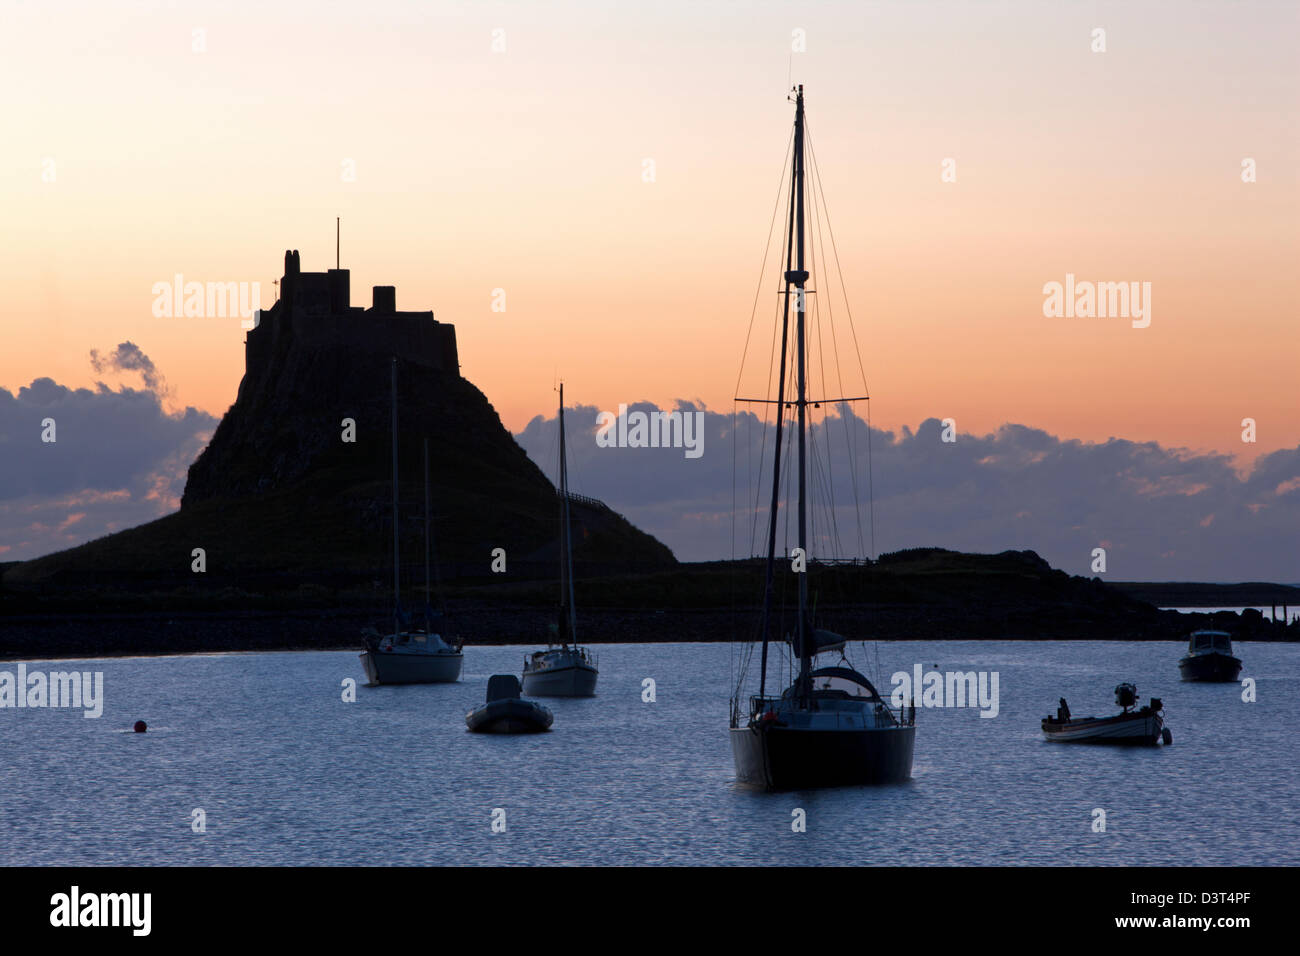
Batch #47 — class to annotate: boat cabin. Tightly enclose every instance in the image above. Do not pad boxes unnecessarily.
[1188,630,1233,655]
[782,667,883,702]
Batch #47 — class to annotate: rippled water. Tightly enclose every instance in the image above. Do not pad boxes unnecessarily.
[1,640,1295,865]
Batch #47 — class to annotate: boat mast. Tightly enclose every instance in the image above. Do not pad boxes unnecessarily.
[791,85,812,700]
[558,384,578,648]
[755,98,802,704]
[391,358,401,635]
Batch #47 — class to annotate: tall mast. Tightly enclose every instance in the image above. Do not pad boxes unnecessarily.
[391,358,401,634]
[558,384,578,647]
[755,92,801,702]
[791,84,811,698]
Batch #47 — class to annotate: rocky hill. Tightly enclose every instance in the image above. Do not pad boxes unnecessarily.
[4,250,675,594]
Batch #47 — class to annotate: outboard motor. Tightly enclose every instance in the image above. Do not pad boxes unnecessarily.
[1114,683,1137,709]
[1149,697,1162,713]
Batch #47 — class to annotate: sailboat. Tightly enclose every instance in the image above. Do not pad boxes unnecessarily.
[520,383,598,697]
[728,86,915,789]
[359,358,463,685]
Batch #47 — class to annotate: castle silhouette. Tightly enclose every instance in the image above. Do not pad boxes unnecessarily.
[245,249,459,380]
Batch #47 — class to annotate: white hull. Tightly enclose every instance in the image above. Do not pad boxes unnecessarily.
[361,636,462,685]
[1043,713,1163,744]
[521,648,598,697]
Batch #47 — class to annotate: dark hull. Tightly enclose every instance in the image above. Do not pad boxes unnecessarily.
[1179,653,1242,683]
[466,699,552,734]
[730,723,915,790]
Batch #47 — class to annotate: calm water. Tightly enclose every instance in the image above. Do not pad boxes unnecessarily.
[2,641,1295,866]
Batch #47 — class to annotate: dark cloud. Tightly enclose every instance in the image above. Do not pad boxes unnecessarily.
[517,404,1300,581]
[0,345,216,560]
[89,340,163,395]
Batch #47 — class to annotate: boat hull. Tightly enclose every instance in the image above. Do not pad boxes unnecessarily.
[1179,652,1242,683]
[521,662,598,698]
[730,723,915,790]
[360,650,463,685]
[1041,712,1164,745]
[466,699,553,734]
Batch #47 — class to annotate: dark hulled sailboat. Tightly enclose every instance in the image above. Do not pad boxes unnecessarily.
[728,86,915,790]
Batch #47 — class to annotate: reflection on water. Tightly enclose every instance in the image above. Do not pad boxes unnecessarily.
[0,640,1295,865]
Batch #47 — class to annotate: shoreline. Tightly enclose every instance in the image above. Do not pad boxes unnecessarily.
[3,602,1294,662]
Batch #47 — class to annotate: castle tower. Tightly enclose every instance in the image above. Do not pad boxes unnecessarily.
[244,249,460,385]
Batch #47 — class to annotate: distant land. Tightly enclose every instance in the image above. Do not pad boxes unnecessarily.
[1110,581,1300,608]
[3,548,1296,660]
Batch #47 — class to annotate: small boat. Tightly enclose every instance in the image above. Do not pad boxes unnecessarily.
[466,675,553,734]
[1179,630,1242,682]
[522,645,598,697]
[359,361,463,685]
[1041,683,1172,746]
[521,383,599,698]
[361,629,462,685]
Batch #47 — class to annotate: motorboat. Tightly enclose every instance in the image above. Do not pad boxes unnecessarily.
[1041,683,1172,746]
[1179,630,1242,682]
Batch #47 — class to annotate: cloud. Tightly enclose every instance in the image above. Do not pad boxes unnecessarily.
[516,404,1300,581]
[89,340,165,395]
[0,344,216,560]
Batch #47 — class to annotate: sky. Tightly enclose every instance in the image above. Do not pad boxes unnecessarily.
[1,1,1297,577]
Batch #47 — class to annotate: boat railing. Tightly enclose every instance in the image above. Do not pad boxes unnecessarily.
[746,695,916,728]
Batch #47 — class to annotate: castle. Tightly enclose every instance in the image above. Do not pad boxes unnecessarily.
[244,249,460,379]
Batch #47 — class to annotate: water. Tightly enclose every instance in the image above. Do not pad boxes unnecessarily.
[1,641,1295,866]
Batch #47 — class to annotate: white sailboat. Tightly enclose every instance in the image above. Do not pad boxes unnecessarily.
[521,384,598,697]
[360,359,463,685]
[728,85,915,789]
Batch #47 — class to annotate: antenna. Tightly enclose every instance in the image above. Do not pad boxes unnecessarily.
[336,217,340,269]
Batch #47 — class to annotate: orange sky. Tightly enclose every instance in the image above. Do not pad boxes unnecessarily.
[2,0,1296,466]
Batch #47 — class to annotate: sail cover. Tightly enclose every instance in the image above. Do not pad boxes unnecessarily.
[788,628,847,658]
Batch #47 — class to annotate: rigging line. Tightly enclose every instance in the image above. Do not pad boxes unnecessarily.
[730,402,737,701]
[805,119,871,399]
[867,399,876,559]
[750,281,786,555]
[748,169,795,558]
[734,125,794,401]
[746,313,772,556]
[809,420,840,559]
[806,121,856,546]
[808,129,857,559]
[807,120,869,557]
[806,166,844,558]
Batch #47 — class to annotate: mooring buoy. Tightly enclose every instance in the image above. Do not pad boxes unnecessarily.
[133,720,147,733]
